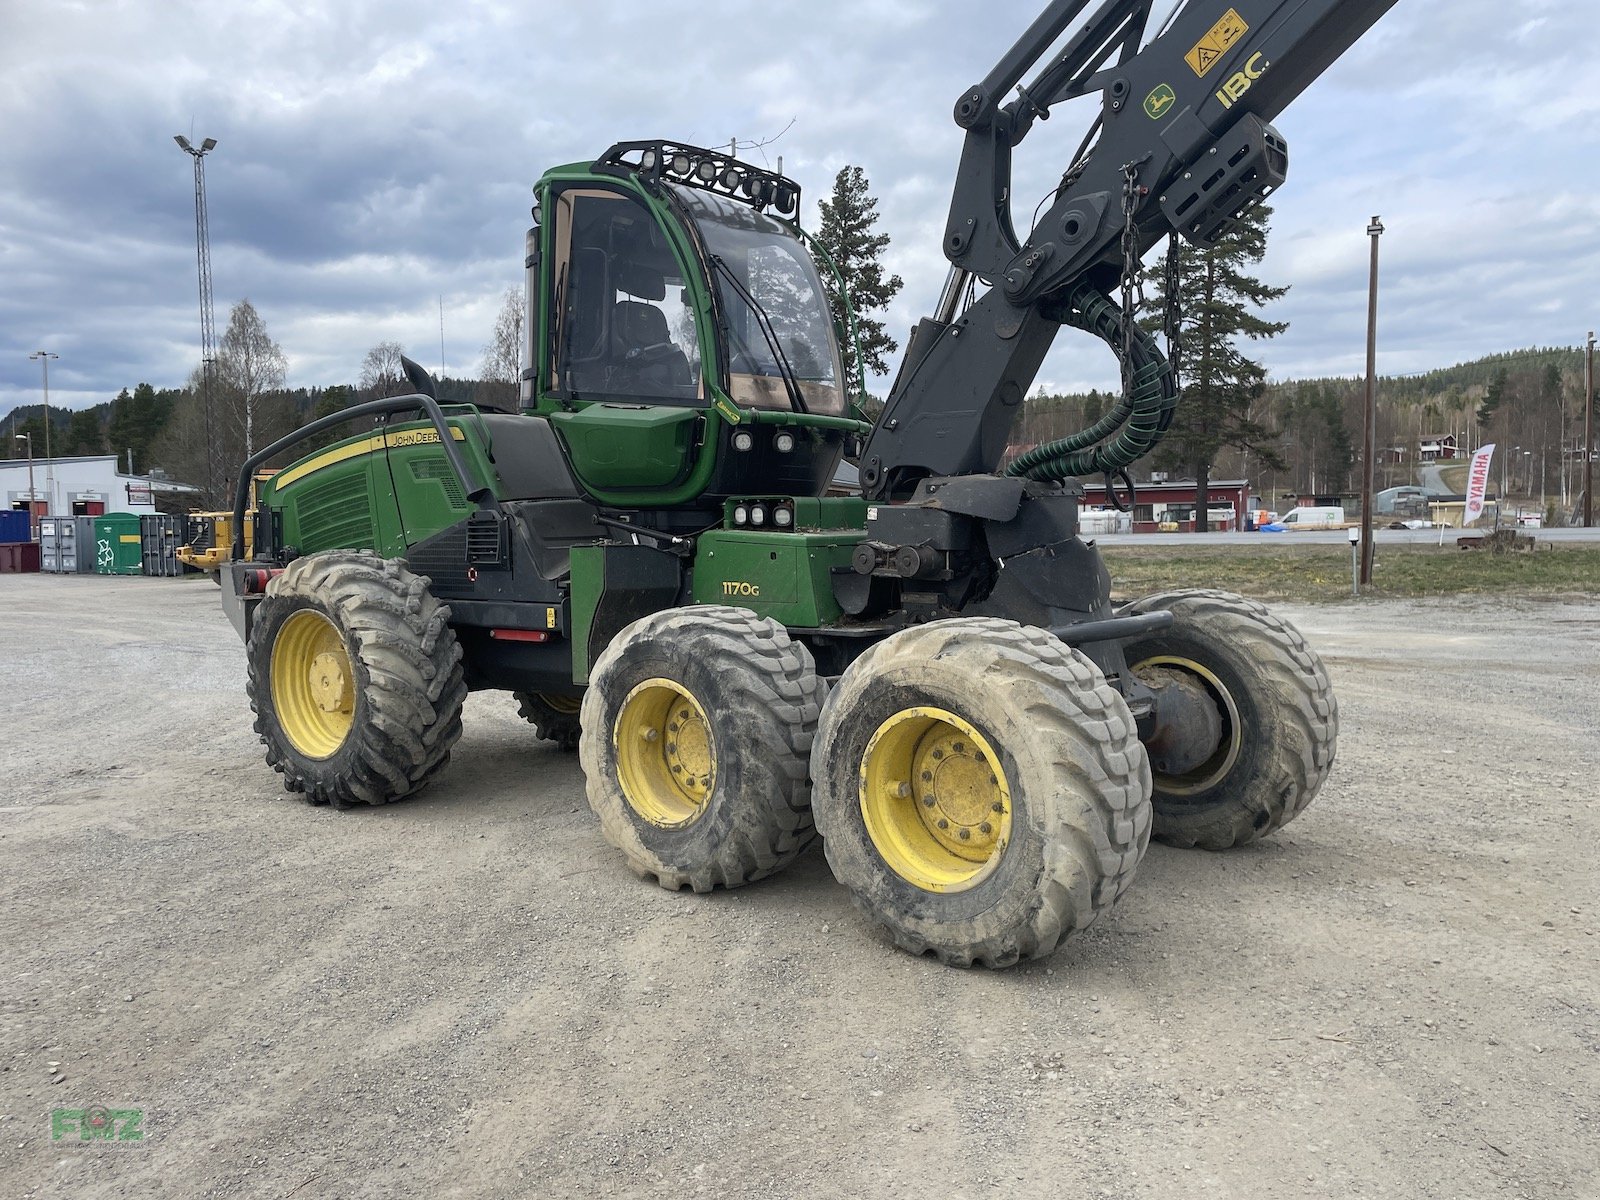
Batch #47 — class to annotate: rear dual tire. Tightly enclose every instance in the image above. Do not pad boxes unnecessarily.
[1121,589,1338,849]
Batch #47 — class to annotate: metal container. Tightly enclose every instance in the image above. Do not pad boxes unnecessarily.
[74,515,96,574]
[38,515,78,573]
[0,542,41,573]
[92,514,144,576]
[140,513,189,577]
[0,510,30,544]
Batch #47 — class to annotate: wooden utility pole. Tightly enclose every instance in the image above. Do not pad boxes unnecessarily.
[1361,217,1383,585]
[1586,331,1595,528]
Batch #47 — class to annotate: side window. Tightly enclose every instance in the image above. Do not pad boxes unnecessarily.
[549,189,702,404]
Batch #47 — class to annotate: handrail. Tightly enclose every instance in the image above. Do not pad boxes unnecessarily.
[230,393,494,562]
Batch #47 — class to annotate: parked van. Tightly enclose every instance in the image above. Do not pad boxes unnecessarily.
[1278,506,1347,529]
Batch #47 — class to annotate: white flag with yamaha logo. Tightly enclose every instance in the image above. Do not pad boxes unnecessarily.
[1463,444,1495,526]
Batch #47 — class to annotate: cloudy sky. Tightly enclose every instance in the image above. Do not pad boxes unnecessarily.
[2,0,1597,420]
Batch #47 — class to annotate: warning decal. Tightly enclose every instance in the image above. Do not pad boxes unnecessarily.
[1185,8,1249,78]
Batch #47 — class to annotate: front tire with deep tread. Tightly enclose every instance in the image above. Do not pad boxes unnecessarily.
[811,618,1152,969]
[1121,588,1337,850]
[247,550,466,807]
[580,605,826,892]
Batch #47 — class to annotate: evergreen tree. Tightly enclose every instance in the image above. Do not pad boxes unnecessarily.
[107,388,136,462]
[813,166,904,395]
[1477,367,1508,430]
[64,408,103,456]
[1142,204,1287,530]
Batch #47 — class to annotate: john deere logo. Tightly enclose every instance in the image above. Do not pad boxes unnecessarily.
[1144,84,1177,120]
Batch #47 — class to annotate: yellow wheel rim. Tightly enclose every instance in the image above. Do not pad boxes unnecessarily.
[614,679,716,828]
[1130,654,1242,795]
[541,693,583,715]
[859,707,1012,893]
[271,609,356,760]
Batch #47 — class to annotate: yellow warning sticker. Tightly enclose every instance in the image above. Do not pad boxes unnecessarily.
[1185,8,1249,78]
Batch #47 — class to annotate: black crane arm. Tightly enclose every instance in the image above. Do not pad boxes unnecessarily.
[860,0,1399,501]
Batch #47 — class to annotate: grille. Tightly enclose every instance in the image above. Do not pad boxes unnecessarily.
[410,458,469,510]
[296,474,374,551]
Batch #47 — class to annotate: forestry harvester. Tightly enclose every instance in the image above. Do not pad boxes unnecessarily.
[222,0,1393,966]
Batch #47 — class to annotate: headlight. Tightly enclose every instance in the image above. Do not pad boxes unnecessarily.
[732,505,749,526]
[670,153,692,175]
[696,159,718,183]
[721,168,742,191]
[774,507,794,529]
[640,149,659,172]
[750,505,768,527]
[732,430,755,452]
[774,432,796,454]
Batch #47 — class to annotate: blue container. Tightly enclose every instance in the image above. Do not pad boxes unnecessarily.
[0,510,29,544]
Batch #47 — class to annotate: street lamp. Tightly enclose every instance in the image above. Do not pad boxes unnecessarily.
[28,350,58,515]
[13,432,36,537]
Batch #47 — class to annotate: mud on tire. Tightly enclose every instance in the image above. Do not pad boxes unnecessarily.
[811,618,1152,969]
[1121,588,1338,850]
[580,605,826,892]
[247,550,466,807]
[514,691,583,751]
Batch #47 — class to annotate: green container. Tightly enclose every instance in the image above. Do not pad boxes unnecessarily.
[93,514,144,575]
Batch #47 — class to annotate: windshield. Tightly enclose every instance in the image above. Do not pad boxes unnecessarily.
[669,184,847,417]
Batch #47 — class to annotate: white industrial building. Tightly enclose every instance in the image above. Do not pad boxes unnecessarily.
[1,454,200,525]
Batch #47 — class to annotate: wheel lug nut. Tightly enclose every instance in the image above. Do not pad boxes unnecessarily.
[931,749,944,760]
[936,818,949,829]
[923,795,936,807]
[980,822,992,835]
[958,828,971,840]
[920,770,933,782]
[952,741,965,753]
[991,802,1005,813]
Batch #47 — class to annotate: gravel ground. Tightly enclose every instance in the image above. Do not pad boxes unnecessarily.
[1,575,1596,1199]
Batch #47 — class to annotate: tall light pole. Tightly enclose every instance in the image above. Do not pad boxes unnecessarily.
[1585,330,1595,528]
[13,432,36,537]
[175,134,219,503]
[1360,216,1383,587]
[28,350,58,515]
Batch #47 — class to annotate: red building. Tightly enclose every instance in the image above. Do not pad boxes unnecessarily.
[1080,478,1253,533]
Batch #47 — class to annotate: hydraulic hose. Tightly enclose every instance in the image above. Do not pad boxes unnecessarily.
[1004,283,1177,482]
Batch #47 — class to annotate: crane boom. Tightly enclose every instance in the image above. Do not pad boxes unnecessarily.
[860,0,1399,500]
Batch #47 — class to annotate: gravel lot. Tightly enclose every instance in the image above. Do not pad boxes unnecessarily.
[2,574,1596,1199]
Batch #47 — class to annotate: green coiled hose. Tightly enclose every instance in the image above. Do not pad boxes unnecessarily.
[1004,284,1178,483]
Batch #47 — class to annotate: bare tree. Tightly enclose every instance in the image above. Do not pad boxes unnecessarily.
[215,299,288,459]
[360,341,410,399]
[479,287,525,407]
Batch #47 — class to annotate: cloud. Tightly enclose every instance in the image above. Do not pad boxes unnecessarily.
[1,0,1596,422]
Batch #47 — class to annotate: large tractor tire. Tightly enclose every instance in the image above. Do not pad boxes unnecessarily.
[1120,589,1337,850]
[810,619,1152,969]
[513,691,582,751]
[247,551,466,807]
[580,606,826,892]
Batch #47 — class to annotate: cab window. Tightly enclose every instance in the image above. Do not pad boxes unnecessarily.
[549,188,702,404]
